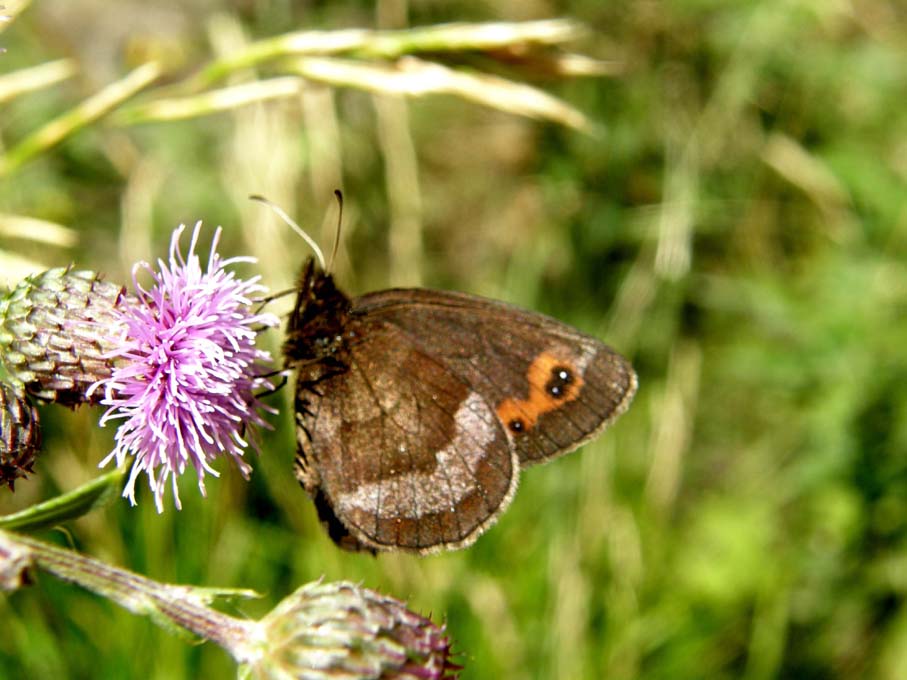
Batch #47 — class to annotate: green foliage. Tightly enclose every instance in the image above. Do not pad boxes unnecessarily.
[2,1,907,678]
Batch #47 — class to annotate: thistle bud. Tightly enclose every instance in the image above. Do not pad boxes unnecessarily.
[0,383,40,489]
[0,268,127,406]
[239,581,459,680]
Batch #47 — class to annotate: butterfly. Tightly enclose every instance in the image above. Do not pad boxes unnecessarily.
[280,255,637,555]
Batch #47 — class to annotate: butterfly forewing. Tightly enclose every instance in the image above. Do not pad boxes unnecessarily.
[352,289,637,467]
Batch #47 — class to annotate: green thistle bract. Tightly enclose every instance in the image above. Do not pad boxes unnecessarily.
[0,268,127,406]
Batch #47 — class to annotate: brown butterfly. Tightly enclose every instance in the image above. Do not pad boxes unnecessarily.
[282,259,636,554]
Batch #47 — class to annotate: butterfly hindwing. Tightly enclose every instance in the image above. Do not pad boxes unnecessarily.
[294,315,517,554]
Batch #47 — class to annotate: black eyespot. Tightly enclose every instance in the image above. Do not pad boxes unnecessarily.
[508,418,525,433]
[545,365,574,399]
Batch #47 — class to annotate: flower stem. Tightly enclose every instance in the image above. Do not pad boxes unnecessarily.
[0,529,259,655]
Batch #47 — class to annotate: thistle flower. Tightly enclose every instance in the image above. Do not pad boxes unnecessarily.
[240,581,460,680]
[94,222,278,511]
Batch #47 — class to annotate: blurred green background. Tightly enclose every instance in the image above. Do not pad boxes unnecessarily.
[3,1,907,678]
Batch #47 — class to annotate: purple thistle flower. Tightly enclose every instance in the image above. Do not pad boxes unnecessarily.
[95,222,278,511]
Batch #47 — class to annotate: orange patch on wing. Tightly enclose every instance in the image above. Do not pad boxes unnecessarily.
[496,352,584,432]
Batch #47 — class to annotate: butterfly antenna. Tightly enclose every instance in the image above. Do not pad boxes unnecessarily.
[328,189,343,274]
[255,287,297,311]
[249,194,326,271]
[256,370,289,398]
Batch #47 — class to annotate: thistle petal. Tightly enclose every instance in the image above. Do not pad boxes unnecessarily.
[95,222,279,510]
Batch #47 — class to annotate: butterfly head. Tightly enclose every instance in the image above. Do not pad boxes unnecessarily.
[282,258,352,365]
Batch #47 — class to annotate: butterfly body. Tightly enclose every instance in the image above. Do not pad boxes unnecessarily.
[284,258,636,554]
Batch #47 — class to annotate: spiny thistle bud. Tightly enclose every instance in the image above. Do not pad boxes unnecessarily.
[239,581,459,680]
[0,267,128,406]
[0,383,40,489]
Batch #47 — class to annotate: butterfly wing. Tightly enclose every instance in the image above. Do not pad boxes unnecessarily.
[294,312,518,554]
[353,289,637,468]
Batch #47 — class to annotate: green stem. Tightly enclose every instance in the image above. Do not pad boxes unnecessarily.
[0,62,162,176]
[190,19,582,88]
[0,530,259,657]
